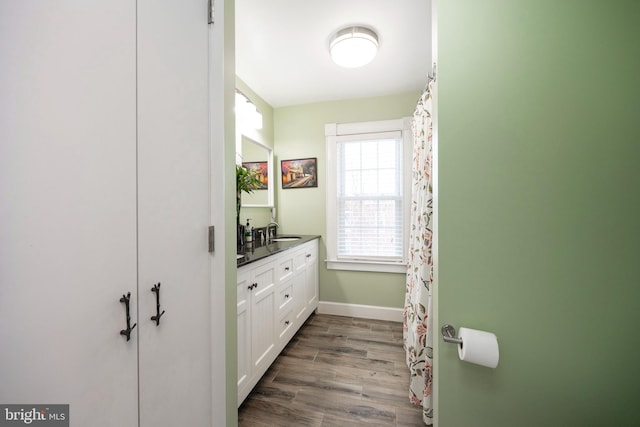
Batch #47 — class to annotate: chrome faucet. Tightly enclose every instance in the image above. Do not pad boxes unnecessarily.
[266,221,279,242]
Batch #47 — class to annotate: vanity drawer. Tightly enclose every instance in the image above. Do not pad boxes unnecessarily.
[278,309,294,341]
[278,257,294,281]
[278,281,294,311]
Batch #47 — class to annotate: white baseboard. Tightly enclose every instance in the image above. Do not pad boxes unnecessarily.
[317,301,403,322]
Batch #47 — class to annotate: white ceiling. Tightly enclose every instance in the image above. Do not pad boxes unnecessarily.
[236,0,432,108]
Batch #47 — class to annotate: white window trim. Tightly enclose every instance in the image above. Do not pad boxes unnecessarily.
[325,118,412,274]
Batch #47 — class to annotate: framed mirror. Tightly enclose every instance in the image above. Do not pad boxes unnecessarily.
[239,134,274,208]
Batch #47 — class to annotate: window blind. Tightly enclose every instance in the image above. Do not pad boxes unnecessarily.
[336,131,403,261]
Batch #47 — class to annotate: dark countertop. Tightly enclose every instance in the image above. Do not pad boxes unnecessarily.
[236,235,320,268]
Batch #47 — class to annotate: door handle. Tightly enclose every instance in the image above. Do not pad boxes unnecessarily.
[119,292,137,341]
[150,282,166,326]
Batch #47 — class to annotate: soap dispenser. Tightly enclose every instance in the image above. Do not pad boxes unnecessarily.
[245,219,252,244]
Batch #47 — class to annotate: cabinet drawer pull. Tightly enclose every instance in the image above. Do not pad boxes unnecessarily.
[248,283,258,290]
[285,320,290,325]
[284,266,290,271]
[285,294,290,298]
[119,292,136,341]
[306,254,311,258]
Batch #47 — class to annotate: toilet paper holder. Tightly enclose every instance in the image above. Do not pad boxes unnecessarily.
[441,324,463,345]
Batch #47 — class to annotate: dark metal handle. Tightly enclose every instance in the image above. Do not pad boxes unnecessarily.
[306,254,311,258]
[285,320,290,325]
[285,294,290,298]
[119,292,137,341]
[284,266,290,271]
[150,283,166,326]
[247,283,258,290]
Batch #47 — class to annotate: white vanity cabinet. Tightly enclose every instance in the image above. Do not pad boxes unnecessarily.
[237,238,319,405]
[292,242,319,325]
[237,256,280,402]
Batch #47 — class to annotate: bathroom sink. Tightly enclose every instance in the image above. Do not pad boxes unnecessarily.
[236,254,245,259]
[271,236,301,242]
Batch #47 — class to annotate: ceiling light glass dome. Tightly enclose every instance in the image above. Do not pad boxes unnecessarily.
[330,26,379,68]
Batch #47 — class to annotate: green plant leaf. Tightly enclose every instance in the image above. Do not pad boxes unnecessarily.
[236,164,262,194]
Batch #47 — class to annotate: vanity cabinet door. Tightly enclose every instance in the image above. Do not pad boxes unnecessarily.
[292,248,309,322]
[292,267,308,324]
[237,259,278,405]
[237,268,252,400]
[304,241,319,309]
[249,261,277,375]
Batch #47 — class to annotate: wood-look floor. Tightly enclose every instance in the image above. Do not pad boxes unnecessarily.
[238,313,426,426]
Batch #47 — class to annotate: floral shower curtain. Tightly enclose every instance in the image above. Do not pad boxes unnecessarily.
[403,80,434,426]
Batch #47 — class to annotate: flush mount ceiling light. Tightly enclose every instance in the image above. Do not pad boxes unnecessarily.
[330,26,379,68]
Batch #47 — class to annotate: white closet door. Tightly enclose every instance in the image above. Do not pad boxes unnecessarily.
[136,0,211,426]
[0,2,138,427]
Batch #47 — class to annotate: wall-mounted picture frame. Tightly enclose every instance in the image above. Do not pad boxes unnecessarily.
[281,157,318,189]
[242,161,269,189]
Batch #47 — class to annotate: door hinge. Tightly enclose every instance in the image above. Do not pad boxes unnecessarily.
[208,226,215,253]
[208,0,214,24]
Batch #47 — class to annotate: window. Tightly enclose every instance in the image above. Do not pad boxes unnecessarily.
[325,118,412,273]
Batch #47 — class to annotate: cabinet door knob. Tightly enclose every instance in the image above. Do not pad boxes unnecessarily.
[285,320,290,325]
[285,294,289,298]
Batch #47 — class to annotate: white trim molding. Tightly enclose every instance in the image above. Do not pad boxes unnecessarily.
[317,301,403,322]
[325,259,407,274]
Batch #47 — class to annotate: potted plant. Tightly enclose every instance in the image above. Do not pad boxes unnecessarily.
[236,164,262,243]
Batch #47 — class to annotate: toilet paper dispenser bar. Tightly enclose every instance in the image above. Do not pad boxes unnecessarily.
[441,324,463,345]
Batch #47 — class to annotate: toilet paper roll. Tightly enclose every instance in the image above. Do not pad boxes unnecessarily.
[457,327,499,368]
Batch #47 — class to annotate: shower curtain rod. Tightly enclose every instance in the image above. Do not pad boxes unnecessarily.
[417,62,437,103]
[428,62,437,83]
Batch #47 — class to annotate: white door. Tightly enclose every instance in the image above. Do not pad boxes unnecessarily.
[136,0,212,425]
[0,2,139,426]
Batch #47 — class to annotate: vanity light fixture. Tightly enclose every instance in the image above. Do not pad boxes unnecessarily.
[235,90,263,130]
[330,26,379,68]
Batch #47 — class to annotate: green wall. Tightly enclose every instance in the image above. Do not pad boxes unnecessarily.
[438,1,640,425]
[274,93,419,308]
